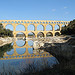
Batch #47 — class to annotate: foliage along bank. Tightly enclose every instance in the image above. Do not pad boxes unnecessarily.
[0,23,13,37]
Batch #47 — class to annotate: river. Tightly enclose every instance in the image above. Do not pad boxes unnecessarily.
[0,39,58,75]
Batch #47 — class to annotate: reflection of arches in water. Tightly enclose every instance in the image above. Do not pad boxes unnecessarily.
[37,32,44,37]
[16,48,26,55]
[16,24,25,31]
[16,32,26,38]
[46,32,53,37]
[28,40,33,46]
[6,49,14,55]
[28,32,35,38]
[5,24,13,31]
[55,32,60,36]
[28,48,33,54]
[46,25,53,31]
[54,25,60,31]
[16,40,26,47]
[37,25,44,31]
[28,24,35,31]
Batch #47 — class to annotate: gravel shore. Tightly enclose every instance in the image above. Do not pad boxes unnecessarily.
[0,37,13,47]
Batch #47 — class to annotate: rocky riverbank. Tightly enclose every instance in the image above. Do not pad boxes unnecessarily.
[0,37,14,47]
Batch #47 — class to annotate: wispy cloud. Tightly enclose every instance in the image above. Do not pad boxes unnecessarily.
[65,12,69,14]
[64,7,67,9]
[52,9,56,12]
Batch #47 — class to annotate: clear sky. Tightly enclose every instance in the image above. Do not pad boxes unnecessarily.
[0,0,75,21]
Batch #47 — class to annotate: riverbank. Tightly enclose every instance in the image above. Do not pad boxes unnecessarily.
[0,37,13,47]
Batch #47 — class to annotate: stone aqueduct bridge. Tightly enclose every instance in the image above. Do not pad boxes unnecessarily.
[0,20,70,37]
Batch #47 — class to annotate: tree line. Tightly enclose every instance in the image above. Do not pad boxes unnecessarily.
[61,19,75,35]
[0,23,13,37]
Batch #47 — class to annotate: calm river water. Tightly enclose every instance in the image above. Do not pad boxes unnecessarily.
[0,39,58,75]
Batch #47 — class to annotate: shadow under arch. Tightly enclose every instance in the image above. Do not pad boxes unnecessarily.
[5,24,14,31]
[46,32,53,37]
[28,32,35,38]
[16,24,26,31]
[54,25,60,31]
[28,24,35,31]
[37,24,44,31]
[46,25,53,31]
[37,32,44,37]
[55,32,60,36]
[16,32,26,47]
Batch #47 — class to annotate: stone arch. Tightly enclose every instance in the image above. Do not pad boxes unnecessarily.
[16,32,26,47]
[54,25,60,31]
[55,32,60,36]
[5,24,13,31]
[16,32,26,38]
[46,32,53,37]
[28,24,35,31]
[28,32,35,38]
[46,25,53,31]
[16,24,25,31]
[37,25,44,31]
[16,48,26,55]
[37,32,44,37]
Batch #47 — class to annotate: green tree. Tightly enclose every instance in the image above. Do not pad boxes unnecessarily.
[61,19,75,35]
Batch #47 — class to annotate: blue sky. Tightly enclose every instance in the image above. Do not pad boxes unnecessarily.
[0,0,75,21]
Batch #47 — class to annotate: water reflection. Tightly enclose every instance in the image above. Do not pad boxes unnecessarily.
[0,39,58,74]
[16,40,26,47]
[16,48,26,55]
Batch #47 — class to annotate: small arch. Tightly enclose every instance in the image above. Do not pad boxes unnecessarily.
[37,25,44,31]
[54,25,60,31]
[28,24,35,31]
[46,32,53,37]
[16,24,25,31]
[5,24,13,31]
[46,25,53,31]
[55,32,60,36]
[37,32,44,37]
[28,32,35,38]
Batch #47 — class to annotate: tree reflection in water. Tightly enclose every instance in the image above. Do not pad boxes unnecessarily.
[0,43,13,57]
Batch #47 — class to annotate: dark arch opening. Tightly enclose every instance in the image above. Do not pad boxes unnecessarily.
[28,32,35,38]
[37,32,44,37]
[55,32,60,36]
[46,32,53,37]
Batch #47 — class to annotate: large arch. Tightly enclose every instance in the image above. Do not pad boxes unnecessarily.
[61,25,66,29]
[16,32,26,38]
[54,25,60,31]
[28,24,35,31]
[46,32,53,37]
[46,25,53,31]
[28,32,35,38]
[37,32,44,37]
[5,24,13,31]
[16,24,25,31]
[37,25,44,31]
[55,32,60,36]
